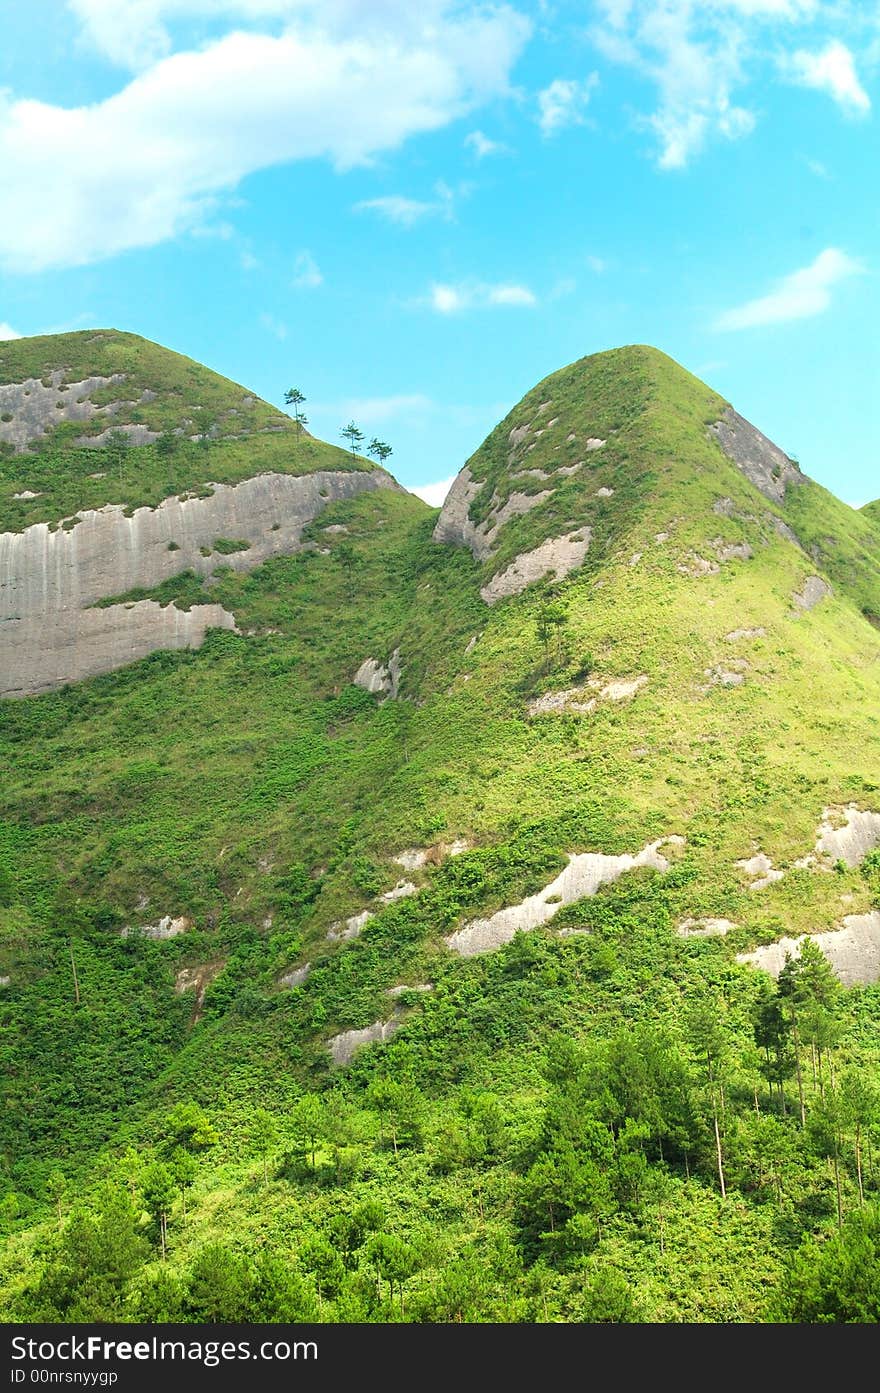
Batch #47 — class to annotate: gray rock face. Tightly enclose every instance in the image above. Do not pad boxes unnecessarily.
[2,599,237,698]
[431,467,552,563]
[0,371,127,452]
[353,647,402,700]
[736,912,880,987]
[1,468,398,696]
[445,835,684,957]
[480,531,591,604]
[709,407,804,503]
[816,806,880,867]
[120,913,191,940]
[280,964,311,988]
[793,575,832,612]
[327,1018,400,1067]
[432,467,485,554]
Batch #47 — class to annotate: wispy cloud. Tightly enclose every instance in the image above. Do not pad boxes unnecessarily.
[259,311,288,340]
[0,322,22,340]
[292,249,323,289]
[327,394,434,426]
[537,76,598,136]
[464,129,506,159]
[410,475,456,506]
[240,249,260,270]
[590,0,827,169]
[586,254,607,274]
[786,40,870,115]
[714,248,862,331]
[426,280,537,312]
[354,183,455,227]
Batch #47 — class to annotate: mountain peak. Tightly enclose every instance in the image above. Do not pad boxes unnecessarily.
[0,327,295,454]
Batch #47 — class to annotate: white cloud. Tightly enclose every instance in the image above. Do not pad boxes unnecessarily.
[714,247,862,331]
[3,6,530,273]
[410,475,455,506]
[354,183,455,227]
[537,76,598,136]
[489,283,537,306]
[69,1,521,71]
[464,129,506,158]
[355,196,438,227]
[427,280,537,312]
[331,393,433,425]
[591,0,823,168]
[429,285,466,314]
[292,249,322,288]
[805,157,830,178]
[259,311,288,339]
[0,323,22,340]
[587,254,607,273]
[240,249,260,270]
[787,40,870,115]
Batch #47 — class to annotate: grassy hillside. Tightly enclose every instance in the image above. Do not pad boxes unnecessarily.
[1,342,879,1324]
[0,330,373,534]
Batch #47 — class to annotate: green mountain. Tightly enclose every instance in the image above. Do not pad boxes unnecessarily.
[1,336,879,1324]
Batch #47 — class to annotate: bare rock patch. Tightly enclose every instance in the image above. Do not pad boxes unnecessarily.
[280,964,311,988]
[815,806,880,867]
[709,407,804,503]
[353,648,401,701]
[527,673,647,716]
[735,852,784,891]
[445,835,685,958]
[328,1018,401,1067]
[121,914,191,940]
[725,627,765,642]
[736,912,880,987]
[678,553,720,578]
[480,530,591,604]
[793,576,832,612]
[677,917,736,938]
[327,910,373,942]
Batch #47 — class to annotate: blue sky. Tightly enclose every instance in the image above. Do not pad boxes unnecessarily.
[0,1,877,505]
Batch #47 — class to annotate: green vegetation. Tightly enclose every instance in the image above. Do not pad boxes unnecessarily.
[1,338,879,1323]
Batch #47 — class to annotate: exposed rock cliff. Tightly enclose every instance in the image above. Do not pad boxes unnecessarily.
[1,468,401,696]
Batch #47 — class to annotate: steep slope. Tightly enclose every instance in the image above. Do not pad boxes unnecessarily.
[0,331,402,694]
[1,342,879,1324]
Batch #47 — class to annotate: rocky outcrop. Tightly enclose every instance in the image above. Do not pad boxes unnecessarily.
[327,910,373,942]
[793,576,832,612]
[480,530,591,604]
[445,835,684,957]
[2,599,237,698]
[280,964,311,988]
[676,918,735,938]
[121,913,191,940]
[736,912,880,987]
[328,1018,400,1067]
[353,648,402,701]
[815,806,880,867]
[1,467,399,696]
[0,371,128,452]
[735,852,784,890]
[431,467,486,554]
[431,467,552,562]
[709,407,804,503]
[527,674,647,716]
